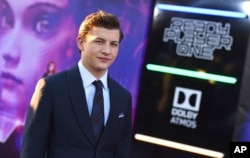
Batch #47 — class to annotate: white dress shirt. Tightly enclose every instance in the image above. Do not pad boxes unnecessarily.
[78,61,110,125]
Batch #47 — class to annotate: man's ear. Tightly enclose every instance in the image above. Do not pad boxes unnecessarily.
[77,36,84,51]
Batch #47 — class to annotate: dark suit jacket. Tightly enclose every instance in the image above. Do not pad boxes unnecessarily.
[21,65,132,158]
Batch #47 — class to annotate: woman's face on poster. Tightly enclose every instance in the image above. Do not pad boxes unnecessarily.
[0,0,76,121]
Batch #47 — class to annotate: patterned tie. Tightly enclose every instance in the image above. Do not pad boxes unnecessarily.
[91,80,104,143]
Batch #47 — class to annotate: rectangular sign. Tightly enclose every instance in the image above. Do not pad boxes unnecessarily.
[133,0,250,157]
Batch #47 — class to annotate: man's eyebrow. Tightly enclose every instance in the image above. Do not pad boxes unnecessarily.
[98,38,119,43]
[111,40,119,44]
[95,37,104,40]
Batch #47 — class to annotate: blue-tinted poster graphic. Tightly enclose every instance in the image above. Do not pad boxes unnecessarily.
[0,0,152,157]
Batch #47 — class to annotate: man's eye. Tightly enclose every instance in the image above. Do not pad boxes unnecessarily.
[96,40,104,44]
[111,43,119,47]
[33,13,59,36]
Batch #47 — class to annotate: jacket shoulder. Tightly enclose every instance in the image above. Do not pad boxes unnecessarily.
[44,65,78,85]
[109,78,131,97]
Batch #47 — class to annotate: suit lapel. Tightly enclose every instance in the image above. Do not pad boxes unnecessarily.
[67,65,95,146]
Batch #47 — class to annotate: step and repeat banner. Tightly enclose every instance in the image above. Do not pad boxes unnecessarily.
[0,0,152,157]
[133,0,250,158]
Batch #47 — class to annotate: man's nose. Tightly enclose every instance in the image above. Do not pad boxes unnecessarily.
[102,43,112,54]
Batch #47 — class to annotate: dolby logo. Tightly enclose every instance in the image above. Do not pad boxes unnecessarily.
[173,87,202,112]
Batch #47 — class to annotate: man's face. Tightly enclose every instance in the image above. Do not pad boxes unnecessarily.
[0,0,75,122]
[79,26,120,78]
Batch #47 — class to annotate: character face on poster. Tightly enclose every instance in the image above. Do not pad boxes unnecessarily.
[0,0,78,143]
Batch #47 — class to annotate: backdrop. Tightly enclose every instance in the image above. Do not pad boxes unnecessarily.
[0,0,152,157]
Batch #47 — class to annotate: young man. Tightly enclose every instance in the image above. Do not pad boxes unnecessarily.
[21,10,132,158]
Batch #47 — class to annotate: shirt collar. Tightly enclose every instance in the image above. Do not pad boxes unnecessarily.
[78,60,108,89]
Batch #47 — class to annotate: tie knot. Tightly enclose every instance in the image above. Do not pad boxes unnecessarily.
[93,80,103,90]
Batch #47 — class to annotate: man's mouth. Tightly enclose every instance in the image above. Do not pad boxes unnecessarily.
[99,57,110,62]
